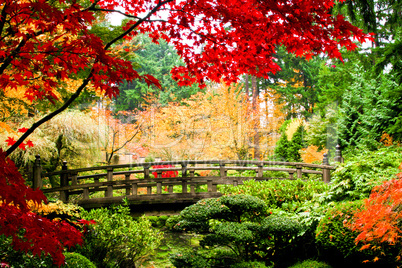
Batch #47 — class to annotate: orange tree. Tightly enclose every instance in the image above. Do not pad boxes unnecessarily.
[145,83,257,160]
[0,0,371,265]
[349,165,402,264]
[147,83,287,160]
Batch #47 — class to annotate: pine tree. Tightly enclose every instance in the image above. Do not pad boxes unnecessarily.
[274,132,290,161]
[287,124,307,162]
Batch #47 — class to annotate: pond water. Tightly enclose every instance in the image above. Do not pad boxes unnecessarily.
[139,231,201,268]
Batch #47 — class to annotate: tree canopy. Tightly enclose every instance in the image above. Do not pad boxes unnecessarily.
[1,0,370,155]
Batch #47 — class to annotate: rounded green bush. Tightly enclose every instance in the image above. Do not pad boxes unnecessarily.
[169,251,208,268]
[62,252,96,268]
[165,214,181,230]
[315,200,372,265]
[288,259,332,268]
[230,261,269,268]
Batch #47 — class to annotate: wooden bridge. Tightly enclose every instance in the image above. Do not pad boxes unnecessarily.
[32,151,342,214]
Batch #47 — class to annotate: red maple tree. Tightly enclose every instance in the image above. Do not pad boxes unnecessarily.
[0,149,89,266]
[349,164,402,263]
[1,0,370,154]
[0,0,371,266]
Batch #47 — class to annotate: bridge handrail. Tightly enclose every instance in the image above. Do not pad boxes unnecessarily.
[31,145,345,207]
[42,160,335,177]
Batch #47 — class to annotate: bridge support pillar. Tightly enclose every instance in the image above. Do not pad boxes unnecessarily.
[322,153,331,183]
[190,184,195,193]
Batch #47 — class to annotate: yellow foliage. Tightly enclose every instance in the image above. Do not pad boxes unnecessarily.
[286,118,306,140]
[29,200,81,219]
[142,83,267,160]
[300,145,327,164]
[380,132,393,146]
[0,122,13,134]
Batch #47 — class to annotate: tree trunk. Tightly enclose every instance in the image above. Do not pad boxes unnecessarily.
[251,76,260,159]
[245,74,249,99]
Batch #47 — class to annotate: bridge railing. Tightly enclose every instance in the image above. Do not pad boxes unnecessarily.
[32,147,344,207]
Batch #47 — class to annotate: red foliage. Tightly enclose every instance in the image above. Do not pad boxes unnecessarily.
[152,165,178,178]
[2,0,371,154]
[0,149,86,266]
[349,164,402,262]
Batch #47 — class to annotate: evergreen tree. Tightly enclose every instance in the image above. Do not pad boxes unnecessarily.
[274,132,290,161]
[287,124,307,162]
[114,35,202,111]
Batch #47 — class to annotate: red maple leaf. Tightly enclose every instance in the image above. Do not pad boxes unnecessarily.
[18,143,26,150]
[5,137,16,146]
[26,140,34,148]
[18,127,29,133]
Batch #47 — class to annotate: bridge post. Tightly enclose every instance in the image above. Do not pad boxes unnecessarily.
[32,155,42,190]
[131,183,138,196]
[157,182,162,194]
[207,180,213,192]
[181,162,188,177]
[60,161,69,203]
[144,165,150,179]
[257,162,263,178]
[219,163,226,177]
[106,167,113,197]
[296,164,303,179]
[334,144,344,163]
[322,153,331,183]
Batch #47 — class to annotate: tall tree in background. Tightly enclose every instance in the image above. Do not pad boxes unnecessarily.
[114,35,202,111]
[251,76,261,159]
[145,83,269,160]
[262,46,324,119]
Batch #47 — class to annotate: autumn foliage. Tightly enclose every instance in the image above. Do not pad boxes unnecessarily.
[152,165,178,178]
[0,0,372,265]
[349,163,402,263]
[0,149,88,266]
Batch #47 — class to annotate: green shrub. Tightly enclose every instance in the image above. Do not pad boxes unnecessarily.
[169,250,208,268]
[262,170,289,178]
[288,259,332,268]
[319,146,402,202]
[220,179,329,212]
[76,204,163,268]
[315,200,373,266]
[165,215,181,230]
[172,195,268,265]
[172,195,307,267]
[62,252,96,268]
[230,260,269,268]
